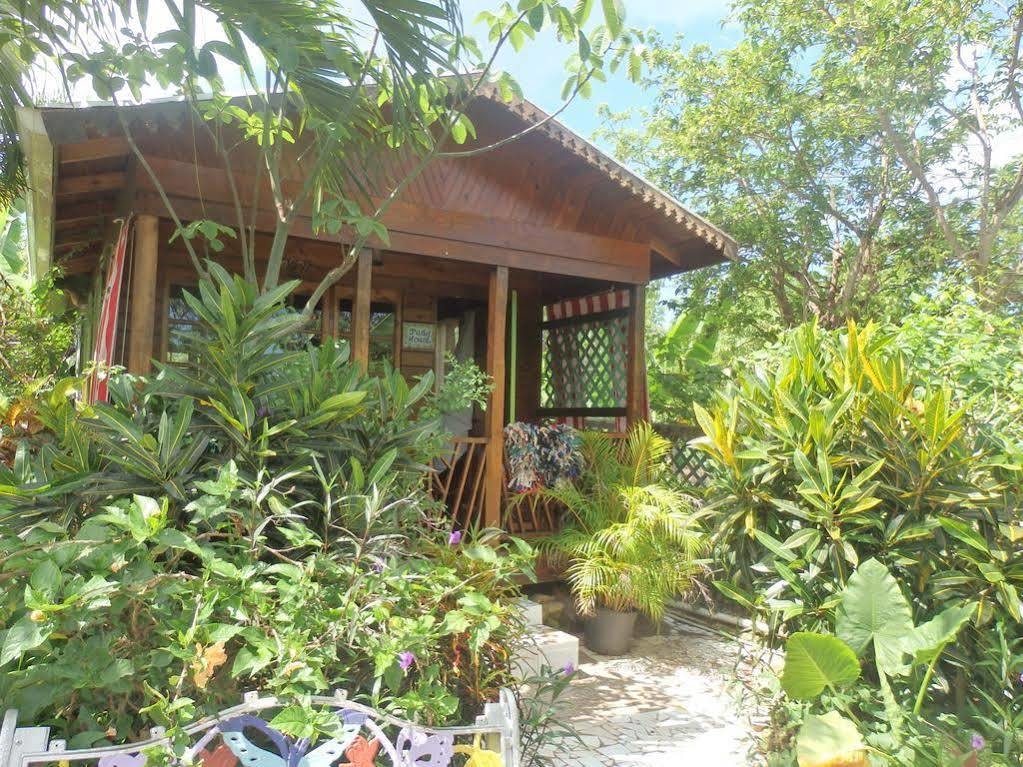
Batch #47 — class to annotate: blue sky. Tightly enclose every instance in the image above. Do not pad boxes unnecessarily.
[460,0,740,147]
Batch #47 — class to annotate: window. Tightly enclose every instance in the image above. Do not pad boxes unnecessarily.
[165,285,324,362]
[166,286,206,364]
[338,298,398,368]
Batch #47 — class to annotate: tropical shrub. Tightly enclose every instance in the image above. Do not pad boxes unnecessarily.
[894,286,1023,442]
[648,310,724,424]
[526,423,705,621]
[693,321,1023,762]
[777,559,990,765]
[695,322,1022,631]
[0,268,531,741]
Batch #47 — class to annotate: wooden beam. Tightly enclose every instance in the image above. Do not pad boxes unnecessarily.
[351,249,372,371]
[59,137,130,165]
[130,156,651,281]
[626,284,646,426]
[57,172,124,197]
[128,215,159,374]
[133,191,648,284]
[484,266,509,528]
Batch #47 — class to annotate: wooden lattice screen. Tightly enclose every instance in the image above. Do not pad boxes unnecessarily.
[540,308,629,416]
[652,423,713,488]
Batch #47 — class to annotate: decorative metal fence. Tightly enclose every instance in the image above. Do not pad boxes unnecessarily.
[0,691,520,767]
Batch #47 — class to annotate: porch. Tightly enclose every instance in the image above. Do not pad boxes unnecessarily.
[136,224,648,534]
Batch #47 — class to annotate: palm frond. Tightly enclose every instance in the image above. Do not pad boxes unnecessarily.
[536,422,707,620]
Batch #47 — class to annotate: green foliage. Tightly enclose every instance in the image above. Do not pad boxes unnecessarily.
[778,560,977,765]
[695,321,1022,637]
[0,495,532,737]
[525,423,705,620]
[647,310,723,424]
[781,633,860,701]
[697,322,1023,763]
[605,0,1022,388]
[431,354,493,417]
[894,286,1023,442]
[0,199,75,401]
[0,271,535,739]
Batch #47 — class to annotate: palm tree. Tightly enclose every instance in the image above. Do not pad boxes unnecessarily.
[0,0,463,203]
[529,423,706,622]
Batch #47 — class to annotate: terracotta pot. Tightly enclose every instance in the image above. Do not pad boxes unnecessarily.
[583,607,637,655]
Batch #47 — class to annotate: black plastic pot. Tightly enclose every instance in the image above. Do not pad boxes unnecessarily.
[583,607,637,655]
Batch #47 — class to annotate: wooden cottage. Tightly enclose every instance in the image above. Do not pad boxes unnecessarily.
[17,91,735,534]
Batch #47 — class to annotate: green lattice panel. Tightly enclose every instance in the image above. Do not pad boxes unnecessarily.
[541,314,628,409]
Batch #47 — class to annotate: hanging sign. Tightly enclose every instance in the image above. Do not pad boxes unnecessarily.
[403,322,436,350]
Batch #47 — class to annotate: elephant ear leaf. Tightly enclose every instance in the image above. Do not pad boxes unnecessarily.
[782,632,861,700]
[796,712,868,767]
[836,558,913,675]
[906,602,976,666]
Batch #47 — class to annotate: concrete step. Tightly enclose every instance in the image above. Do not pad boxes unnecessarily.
[514,597,544,627]
[512,624,579,678]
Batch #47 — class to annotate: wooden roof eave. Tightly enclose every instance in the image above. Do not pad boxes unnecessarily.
[474,88,740,268]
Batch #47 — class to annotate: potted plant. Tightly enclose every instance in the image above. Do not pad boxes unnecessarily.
[527,423,705,655]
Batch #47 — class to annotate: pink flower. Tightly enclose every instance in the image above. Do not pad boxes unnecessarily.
[448,530,463,545]
[971,734,985,751]
[398,651,415,671]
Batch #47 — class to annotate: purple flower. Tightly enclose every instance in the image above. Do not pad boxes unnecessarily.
[562,661,575,676]
[1018,671,1023,685]
[398,651,415,671]
[971,734,986,751]
[448,530,463,546]
[371,561,384,574]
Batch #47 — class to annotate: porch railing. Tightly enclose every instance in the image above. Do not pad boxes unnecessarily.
[431,436,489,530]
[430,433,635,538]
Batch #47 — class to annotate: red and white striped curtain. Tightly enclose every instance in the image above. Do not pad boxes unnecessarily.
[88,216,132,404]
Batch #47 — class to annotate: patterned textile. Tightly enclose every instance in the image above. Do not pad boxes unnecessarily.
[504,421,582,492]
[88,216,132,403]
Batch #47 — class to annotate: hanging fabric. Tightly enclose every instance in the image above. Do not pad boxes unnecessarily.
[88,216,133,404]
[504,421,582,493]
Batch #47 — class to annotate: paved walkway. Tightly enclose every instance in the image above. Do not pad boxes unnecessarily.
[543,621,752,766]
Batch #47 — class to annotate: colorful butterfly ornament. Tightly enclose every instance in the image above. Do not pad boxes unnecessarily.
[219,716,362,767]
[392,729,453,767]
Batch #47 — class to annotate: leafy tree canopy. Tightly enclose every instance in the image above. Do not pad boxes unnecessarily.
[601,0,1022,363]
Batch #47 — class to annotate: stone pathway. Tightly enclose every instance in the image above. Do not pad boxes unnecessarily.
[543,622,752,766]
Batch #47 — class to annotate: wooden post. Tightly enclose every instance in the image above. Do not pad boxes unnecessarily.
[484,266,509,528]
[127,214,159,374]
[352,249,373,371]
[626,284,646,427]
[514,284,542,423]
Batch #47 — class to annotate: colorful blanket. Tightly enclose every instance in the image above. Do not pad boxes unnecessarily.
[504,421,583,492]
